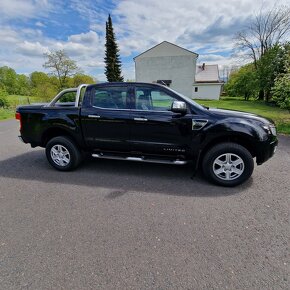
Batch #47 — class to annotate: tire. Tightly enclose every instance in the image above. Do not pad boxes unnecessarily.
[45,136,82,171]
[202,142,254,187]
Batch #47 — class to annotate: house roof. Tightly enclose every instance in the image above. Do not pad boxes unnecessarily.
[134,41,198,60]
[195,64,220,83]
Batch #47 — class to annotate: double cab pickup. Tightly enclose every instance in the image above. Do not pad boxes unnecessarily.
[16,82,278,186]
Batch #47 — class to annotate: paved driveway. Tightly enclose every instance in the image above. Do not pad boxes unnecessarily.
[0,120,289,289]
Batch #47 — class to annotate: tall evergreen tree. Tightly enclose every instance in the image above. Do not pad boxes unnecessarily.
[104,14,124,82]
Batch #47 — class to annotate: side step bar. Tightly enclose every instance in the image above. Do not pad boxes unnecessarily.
[92,153,187,165]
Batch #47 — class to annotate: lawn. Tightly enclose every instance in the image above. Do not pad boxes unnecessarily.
[6,95,40,107]
[0,108,15,120]
[0,95,41,121]
[195,98,290,134]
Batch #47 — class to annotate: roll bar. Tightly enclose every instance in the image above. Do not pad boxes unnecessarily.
[46,84,88,107]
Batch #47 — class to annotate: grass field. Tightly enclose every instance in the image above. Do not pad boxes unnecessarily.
[6,95,40,107]
[194,98,290,134]
[0,108,15,120]
[0,95,41,121]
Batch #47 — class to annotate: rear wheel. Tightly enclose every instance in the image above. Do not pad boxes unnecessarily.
[46,136,82,171]
[202,142,254,186]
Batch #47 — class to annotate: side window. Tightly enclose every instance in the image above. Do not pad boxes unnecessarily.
[56,91,77,104]
[135,87,176,111]
[92,87,128,109]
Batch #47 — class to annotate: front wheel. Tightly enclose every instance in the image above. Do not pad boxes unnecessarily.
[202,142,254,187]
[45,136,82,171]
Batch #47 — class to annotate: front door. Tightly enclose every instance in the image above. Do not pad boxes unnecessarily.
[81,84,132,152]
[129,85,193,157]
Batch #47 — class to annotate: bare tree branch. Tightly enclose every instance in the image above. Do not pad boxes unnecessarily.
[235,5,290,63]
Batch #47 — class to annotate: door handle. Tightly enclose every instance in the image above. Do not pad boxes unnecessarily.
[88,115,101,118]
[134,117,148,122]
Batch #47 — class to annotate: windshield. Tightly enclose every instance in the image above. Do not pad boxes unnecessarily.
[165,86,205,111]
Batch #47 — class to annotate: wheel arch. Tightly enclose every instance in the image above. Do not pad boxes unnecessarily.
[199,134,257,166]
[41,127,79,147]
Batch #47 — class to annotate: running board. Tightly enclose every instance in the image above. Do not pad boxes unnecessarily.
[91,154,187,165]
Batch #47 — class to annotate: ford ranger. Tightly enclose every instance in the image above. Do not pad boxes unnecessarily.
[16,82,278,186]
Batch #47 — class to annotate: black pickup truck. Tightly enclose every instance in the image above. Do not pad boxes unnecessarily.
[16,82,278,186]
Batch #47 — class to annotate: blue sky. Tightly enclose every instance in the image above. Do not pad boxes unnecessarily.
[0,0,287,81]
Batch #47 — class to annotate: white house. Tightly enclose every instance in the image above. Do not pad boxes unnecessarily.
[193,63,223,100]
[134,41,223,100]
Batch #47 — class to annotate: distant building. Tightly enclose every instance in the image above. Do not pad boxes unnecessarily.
[134,41,223,100]
[193,63,223,100]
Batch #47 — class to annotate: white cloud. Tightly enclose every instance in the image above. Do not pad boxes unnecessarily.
[0,0,55,21]
[0,25,105,78]
[0,0,289,80]
[16,41,49,57]
[112,0,289,56]
[35,21,46,27]
[0,26,19,44]
[68,30,101,45]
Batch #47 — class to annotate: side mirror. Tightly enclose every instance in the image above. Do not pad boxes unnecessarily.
[171,101,187,114]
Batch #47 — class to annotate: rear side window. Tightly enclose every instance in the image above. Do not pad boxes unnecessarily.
[57,91,77,103]
[92,87,128,109]
[54,91,77,107]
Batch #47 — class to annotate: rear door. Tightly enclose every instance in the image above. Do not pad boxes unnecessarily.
[80,84,133,152]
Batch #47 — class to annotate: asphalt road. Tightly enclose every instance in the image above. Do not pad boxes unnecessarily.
[0,120,289,290]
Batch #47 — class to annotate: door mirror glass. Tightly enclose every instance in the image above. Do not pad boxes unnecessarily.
[171,101,187,114]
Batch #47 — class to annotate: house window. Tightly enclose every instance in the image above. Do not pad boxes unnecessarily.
[194,87,198,92]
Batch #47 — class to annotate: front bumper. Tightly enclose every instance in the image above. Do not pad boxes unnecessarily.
[256,136,278,165]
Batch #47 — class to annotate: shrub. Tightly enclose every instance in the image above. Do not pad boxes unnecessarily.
[272,74,290,112]
[0,88,9,108]
[224,64,259,100]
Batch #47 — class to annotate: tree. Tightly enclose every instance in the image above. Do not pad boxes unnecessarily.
[43,50,79,89]
[104,14,124,82]
[272,74,290,112]
[256,45,287,102]
[0,66,18,94]
[236,5,290,66]
[225,64,259,100]
[0,88,9,108]
[30,71,50,88]
[16,74,31,96]
[272,43,290,111]
[69,74,95,87]
[235,5,290,100]
[30,71,58,101]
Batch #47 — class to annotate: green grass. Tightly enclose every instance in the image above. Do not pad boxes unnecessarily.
[195,98,290,134]
[0,95,43,121]
[7,95,41,107]
[0,108,15,121]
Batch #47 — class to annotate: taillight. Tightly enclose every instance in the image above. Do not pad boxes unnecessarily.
[15,112,22,130]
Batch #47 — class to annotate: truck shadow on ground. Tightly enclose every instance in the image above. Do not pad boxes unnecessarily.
[0,150,253,197]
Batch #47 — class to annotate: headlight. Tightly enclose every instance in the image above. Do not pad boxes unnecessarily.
[269,125,277,136]
[262,124,277,136]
